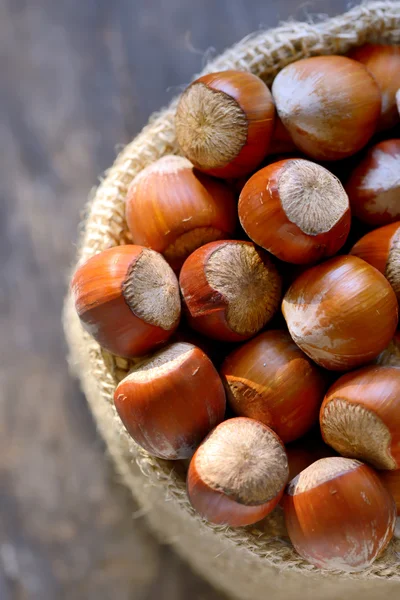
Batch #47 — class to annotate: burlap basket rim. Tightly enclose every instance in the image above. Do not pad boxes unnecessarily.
[64,0,400,586]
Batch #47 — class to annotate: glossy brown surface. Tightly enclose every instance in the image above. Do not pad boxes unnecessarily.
[349,44,400,130]
[221,330,327,442]
[380,469,400,513]
[282,255,398,370]
[270,114,298,154]
[346,139,400,226]
[320,366,400,469]
[272,55,381,160]
[114,344,226,459]
[179,240,281,341]
[178,70,275,178]
[125,157,237,270]
[71,246,180,357]
[284,459,396,571]
[350,221,400,275]
[238,159,351,264]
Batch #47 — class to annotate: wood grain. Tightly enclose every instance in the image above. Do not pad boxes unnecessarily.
[0,0,349,598]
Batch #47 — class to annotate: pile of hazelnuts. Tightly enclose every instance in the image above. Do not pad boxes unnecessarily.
[72,46,400,573]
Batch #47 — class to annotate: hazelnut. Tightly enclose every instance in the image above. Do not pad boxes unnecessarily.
[238,158,351,264]
[284,457,396,571]
[350,221,400,301]
[175,70,275,178]
[346,139,400,227]
[272,55,381,160]
[221,330,326,443]
[282,255,398,370]
[114,343,226,459]
[179,240,282,342]
[71,245,181,358]
[125,155,237,270]
[320,365,400,470]
[349,44,400,130]
[187,417,288,526]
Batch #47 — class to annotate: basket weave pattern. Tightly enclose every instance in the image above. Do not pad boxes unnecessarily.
[64,3,400,598]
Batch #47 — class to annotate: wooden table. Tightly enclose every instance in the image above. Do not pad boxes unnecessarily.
[1,1,349,598]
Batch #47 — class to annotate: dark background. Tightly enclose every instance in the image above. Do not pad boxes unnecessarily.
[1,1,350,598]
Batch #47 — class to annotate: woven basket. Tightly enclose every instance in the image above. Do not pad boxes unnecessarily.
[64,3,400,598]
